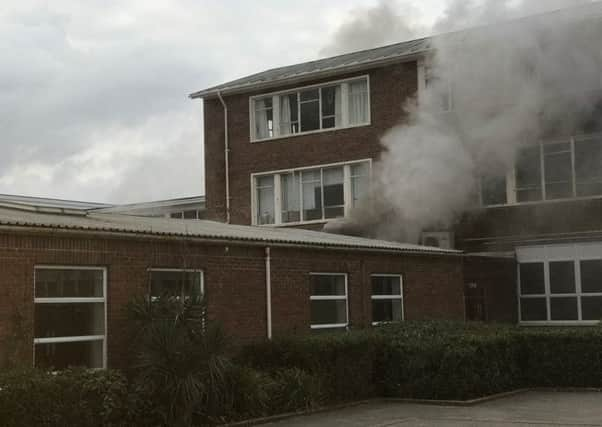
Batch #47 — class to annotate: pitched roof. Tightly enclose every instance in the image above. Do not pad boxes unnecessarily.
[189,37,432,99]
[0,206,459,255]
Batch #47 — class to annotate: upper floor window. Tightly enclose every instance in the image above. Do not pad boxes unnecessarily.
[252,159,370,226]
[251,76,370,142]
[480,134,602,206]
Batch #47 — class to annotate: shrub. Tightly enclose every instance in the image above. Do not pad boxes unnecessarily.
[0,368,131,427]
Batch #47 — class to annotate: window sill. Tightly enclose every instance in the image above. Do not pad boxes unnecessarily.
[519,321,600,326]
[310,323,348,330]
[256,219,330,228]
[372,320,403,326]
[251,122,371,144]
[479,194,602,209]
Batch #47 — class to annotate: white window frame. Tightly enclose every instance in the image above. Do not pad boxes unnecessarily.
[418,59,454,113]
[250,159,372,226]
[517,243,602,326]
[249,75,371,142]
[371,274,404,326]
[33,265,108,369]
[148,268,204,302]
[309,273,349,330]
[481,133,602,208]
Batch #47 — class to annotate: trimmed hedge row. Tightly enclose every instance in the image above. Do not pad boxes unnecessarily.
[238,321,602,401]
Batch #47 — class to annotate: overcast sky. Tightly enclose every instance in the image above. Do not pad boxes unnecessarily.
[0,0,504,204]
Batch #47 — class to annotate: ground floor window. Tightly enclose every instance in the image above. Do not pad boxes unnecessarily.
[309,273,348,329]
[371,275,403,324]
[517,243,602,325]
[34,266,106,369]
[148,269,204,301]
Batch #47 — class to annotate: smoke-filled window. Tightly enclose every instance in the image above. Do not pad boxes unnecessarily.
[543,142,573,200]
[515,145,543,202]
[371,275,403,324]
[481,175,507,206]
[251,76,369,141]
[575,136,602,197]
[256,176,275,225]
[252,160,371,225]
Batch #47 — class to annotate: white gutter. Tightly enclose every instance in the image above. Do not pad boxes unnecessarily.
[265,246,272,339]
[216,90,231,224]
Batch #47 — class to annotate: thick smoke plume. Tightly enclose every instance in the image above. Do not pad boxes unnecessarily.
[326,0,602,243]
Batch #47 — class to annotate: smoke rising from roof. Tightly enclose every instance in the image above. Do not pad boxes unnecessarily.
[326,0,602,243]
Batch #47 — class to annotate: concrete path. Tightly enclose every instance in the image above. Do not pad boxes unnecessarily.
[266,391,602,426]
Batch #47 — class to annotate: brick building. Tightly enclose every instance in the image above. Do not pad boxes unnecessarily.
[0,204,471,369]
[190,5,602,327]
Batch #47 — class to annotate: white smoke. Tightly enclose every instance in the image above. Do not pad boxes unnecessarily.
[326,0,602,243]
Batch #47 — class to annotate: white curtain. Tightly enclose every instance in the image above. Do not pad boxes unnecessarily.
[348,80,368,124]
[280,96,292,136]
[334,86,342,127]
[255,100,269,139]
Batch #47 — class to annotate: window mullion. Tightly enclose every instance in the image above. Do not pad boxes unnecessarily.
[320,168,325,220]
[341,83,349,127]
[272,95,280,138]
[274,174,282,225]
[343,165,352,216]
[318,88,323,130]
[297,91,301,131]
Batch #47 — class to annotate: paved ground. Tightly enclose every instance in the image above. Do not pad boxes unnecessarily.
[266,392,602,426]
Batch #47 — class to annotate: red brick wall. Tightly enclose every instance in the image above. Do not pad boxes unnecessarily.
[0,229,464,369]
[203,61,419,224]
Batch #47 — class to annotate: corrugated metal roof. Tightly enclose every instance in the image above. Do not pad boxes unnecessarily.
[189,37,432,99]
[0,206,459,255]
[0,194,112,210]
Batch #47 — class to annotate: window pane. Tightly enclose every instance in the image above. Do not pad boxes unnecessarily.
[280,93,299,136]
[150,271,202,300]
[544,143,572,200]
[254,98,273,139]
[35,269,103,298]
[519,263,545,295]
[35,340,103,369]
[351,163,369,207]
[323,167,344,219]
[515,146,542,202]
[183,210,197,219]
[581,296,602,320]
[481,174,507,205]
[321,86,341,129]
[281,173,301,223]
[372,299,402,323]
[311,300,347,325]
[549,261,575,294]
[302,170,322,221]
[300,89,320,132]
[580,260,602,293]
[372,276,401,295]
[311,275,346,296]
[575,137,602,197]
[170,212,183,219]
[520,297,547,321]
[550,297,578,321]
[256,176,275,225]
[35,303,105,338]
[348,80,368,124]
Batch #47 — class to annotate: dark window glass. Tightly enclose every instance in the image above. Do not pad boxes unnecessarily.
[35,340,103,370]
[372,300,402,323]
[575,137,602,197]
[581,296,602,321]
[35,269,103,298]
[372,276,402,295]
[311,275,346,296]
[323,167,344,219]
[481,175,507,205]
[549,261,575,294]
[35,303,105,338]
[520,263,545,295]
[520,297,547,321]
[183,210,197,219]
[302,170,322,221]
[550,297,578,321]
[580,260,602,293]
[170,212,184,219]
[150,271,202,300]
[516,146,542,202]
[321,86,337,129]
[300,89,320,132]
[311,300,347,325]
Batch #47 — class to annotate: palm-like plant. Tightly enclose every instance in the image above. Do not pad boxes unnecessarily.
[127,294,232,426]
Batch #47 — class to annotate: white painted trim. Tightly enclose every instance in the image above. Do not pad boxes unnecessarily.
[33,266,107,369]
[250,75,371,143]
[250,159,372,226]
[370,274,404,323]
[309,273,349,329]
[34,335,105,344]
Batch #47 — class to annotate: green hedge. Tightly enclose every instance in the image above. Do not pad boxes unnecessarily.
[239,322,602,402]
